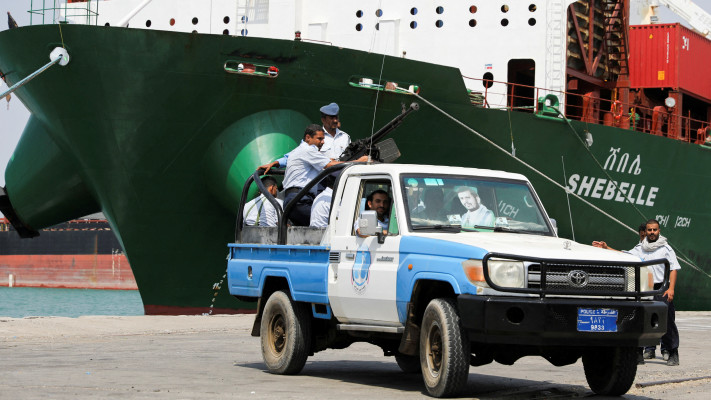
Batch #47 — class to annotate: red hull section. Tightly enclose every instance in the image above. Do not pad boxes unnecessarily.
[0,254,137,290]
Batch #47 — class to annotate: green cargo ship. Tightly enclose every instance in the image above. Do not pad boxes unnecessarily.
[1,0,710,313]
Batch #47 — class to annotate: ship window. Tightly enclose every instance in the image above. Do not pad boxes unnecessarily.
[436,6,444,14]
[223,29,229,35]
[529,4,537,12]
[356,10,363,18]
[411,7,418,15]
[104,22,110,26]
[501,18,509,27]
[170,18,175,26]
[192,17,199,25]
[501,5,509,13]
[528,18,536,26]
[469,19,477,27]
[482,72,494,88]
[470,6,478,13]
[241,29,248,36]
[224,16,230,24]
[356,23,363,31]
[410,21,417,29]
[376,9,383,17]
[145,20,151,27]
[435,20,443,28]
[241,16,248,22]
[192,30,198,33]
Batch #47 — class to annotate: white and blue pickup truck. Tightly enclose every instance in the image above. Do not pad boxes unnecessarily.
[228,163,670,398]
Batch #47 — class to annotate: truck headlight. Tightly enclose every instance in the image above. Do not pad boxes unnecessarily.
[488,259,525,288]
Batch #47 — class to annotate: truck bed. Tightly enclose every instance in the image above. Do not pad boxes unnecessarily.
[227,243,330,303]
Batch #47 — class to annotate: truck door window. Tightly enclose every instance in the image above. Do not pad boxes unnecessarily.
[353,180,396,236]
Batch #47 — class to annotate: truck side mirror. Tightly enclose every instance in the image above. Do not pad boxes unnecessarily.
[358,210,384,243]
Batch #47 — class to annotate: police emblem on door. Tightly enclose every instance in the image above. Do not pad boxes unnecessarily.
[352,243,371,294]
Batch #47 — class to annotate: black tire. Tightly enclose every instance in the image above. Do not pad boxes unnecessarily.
[419,298,470,397]
[582,346,637,396]
[395,353,421,374]
[260,290,311,375]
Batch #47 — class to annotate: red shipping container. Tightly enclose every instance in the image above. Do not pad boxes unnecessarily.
[629,23,711,102]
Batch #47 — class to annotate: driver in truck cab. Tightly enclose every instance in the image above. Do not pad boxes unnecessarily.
[355,189,390,237]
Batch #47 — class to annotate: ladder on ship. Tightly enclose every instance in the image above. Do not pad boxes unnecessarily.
[545,0,566,97]
[601,0,630,78]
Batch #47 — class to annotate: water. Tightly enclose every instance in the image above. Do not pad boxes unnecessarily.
[0,287,144,318]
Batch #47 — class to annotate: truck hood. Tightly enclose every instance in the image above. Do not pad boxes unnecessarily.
[409,232,640,262]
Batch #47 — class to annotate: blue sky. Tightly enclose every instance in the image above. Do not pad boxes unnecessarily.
[0,0,709,195]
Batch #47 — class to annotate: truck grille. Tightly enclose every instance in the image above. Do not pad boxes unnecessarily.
[527,264,627,292]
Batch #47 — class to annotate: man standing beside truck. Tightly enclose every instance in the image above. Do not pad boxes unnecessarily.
[627,219,681,366]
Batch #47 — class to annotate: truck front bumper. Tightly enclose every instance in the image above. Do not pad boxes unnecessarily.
[457,295,667,347]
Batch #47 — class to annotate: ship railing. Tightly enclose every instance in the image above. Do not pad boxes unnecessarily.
[463,75,711,145]
[29,0,99,26]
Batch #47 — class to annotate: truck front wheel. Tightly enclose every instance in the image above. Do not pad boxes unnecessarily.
[420,298,470,397]
[260,290,311,375]
[582,346,637,396]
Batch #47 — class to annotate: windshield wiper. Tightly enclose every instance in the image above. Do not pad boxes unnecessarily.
[411,224,461,232]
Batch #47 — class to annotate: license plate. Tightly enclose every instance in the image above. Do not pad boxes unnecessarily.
[577,308,618,332]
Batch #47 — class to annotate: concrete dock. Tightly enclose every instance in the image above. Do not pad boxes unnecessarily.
[2,311,710,399]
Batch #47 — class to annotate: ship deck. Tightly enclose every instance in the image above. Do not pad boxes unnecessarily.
[2,312,710,399]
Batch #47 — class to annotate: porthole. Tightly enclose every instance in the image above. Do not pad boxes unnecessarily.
[528,18,536,26]
[469,19,477,27]
[192,17,198,25]
[436,20,444,28]
[356,23,363,31]
[145,20,151,27]
[223,29,229,35]
[501,5,509,13]
[375,9,383,17]
[169,18,175,26]
[241,16,248,23]
[529,4,537,12]
[501,18,509,26]
[470,5,478,13]
[224,16,230,24]
[436,6,444,14]
[375,23,380,30]
[356,10,363,18]
[410,7,418,15]
[192,30,198,33]
[240,29,248,36]
[482,72,494,88]
[104,22,110,26]
[410,21,417,29]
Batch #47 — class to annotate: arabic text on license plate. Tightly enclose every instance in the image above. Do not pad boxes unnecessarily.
[577,308,618,332]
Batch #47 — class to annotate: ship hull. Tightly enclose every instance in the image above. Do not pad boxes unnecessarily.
[1,24,709,312]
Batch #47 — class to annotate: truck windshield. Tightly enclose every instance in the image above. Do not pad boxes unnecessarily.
[402,175,552,235]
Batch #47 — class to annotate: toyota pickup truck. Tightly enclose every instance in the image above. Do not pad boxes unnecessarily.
[227,163,669,398]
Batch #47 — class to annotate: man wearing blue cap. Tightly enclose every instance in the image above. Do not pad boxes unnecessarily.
[319,102,351,159]
[258,102,352,172]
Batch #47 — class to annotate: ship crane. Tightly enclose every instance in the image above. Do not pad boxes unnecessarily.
[636,0,711,39]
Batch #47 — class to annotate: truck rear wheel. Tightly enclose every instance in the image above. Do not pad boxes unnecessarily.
[582,346,637,396]
[420,298,470,397]
[260,290,311,375]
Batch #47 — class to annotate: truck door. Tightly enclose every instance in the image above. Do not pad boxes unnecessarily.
[328,176,402,326]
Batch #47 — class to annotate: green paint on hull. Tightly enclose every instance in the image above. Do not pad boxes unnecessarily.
[0,25,709,312]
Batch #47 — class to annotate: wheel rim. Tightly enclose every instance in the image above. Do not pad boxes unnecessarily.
[268,314,286,355]
[426,323,443,376]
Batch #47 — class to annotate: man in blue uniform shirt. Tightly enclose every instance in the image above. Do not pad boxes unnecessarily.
[283,124,366,226]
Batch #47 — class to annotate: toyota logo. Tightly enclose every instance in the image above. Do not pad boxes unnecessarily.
[567,270,589,287]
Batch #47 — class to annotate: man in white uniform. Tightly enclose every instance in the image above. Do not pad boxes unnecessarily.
[310,176,336,228]
[258,102,352,172]
[627,219,681,366]
[243,176,282,227]
[283,124,366,226]
[456,186,495,228]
